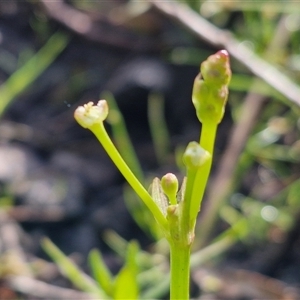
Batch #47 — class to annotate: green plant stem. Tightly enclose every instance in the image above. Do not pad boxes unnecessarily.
[169,242,191,300]
[90,123,168,231]
[103,91,144,182]
[168,122,218,300]
[189,122,217,222]
[199,122,218,154]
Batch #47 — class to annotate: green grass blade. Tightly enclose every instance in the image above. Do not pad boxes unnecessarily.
[0,31,69,116]
[148,92,171,165]
[88,248,114,297]
[41,238,106,298]
[113,241,139,300]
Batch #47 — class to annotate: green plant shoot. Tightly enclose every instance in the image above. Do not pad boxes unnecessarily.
[74,50,231,299]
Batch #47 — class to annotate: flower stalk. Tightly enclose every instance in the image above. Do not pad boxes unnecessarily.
[74,101,168,233]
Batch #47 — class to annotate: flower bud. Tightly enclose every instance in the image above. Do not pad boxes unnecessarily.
[74,100,109,129]
[183,142,210,170]
[201,50,231,86]
[192,50,231,125]
[161,173,178,205]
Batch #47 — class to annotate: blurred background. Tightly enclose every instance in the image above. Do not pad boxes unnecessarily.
[0,0,300,299]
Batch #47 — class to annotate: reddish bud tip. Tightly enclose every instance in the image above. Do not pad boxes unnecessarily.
[217,49,229,57]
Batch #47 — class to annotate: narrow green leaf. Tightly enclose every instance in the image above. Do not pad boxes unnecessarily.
[125,240,139,275]
[149,177,169,216]
[114,266,139,300]
[41,238,106,298]
[103,230,128,259]
[88,249,113,297]
[113,241,140,300]
[177,176,187,203]
[148,92,171,165]
[0,31,69,116]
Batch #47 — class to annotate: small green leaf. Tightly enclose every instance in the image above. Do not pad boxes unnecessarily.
[103,230,128,259]
[88,249,113,297]
[0,31,69,116]
[113,241,139,300]
[150,177,169,216]
[114,266,139,300]
[177,177,187,203]
[125,240,140,275]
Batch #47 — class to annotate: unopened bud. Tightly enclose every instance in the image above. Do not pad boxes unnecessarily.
[161,173,178,205]
[192,50,231,124]
[183,142,210,170]
[201,50,231,86]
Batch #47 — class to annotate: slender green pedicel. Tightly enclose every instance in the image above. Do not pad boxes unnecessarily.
[74,100,168,232]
